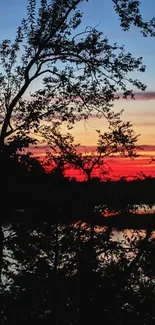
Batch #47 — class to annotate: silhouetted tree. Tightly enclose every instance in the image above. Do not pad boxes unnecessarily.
[113,0,155,37]
[42,119,139,181]
[0,0,146,152]
[0,0,148,281]
[1,1,155,323]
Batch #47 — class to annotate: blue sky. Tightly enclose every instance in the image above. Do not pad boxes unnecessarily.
[0,0,155,90]
[0,0,155,146]
[0,0,155,177]
[79,0,155,90]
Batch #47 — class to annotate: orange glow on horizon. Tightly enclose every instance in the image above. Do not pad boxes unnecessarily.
[33,147,155,181]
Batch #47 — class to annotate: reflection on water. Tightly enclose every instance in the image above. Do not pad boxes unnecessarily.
[112,229,125,242]
[132,204,155,214]
[113,228,155,248]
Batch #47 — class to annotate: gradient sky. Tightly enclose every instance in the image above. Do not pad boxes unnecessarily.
[0,0,155,179]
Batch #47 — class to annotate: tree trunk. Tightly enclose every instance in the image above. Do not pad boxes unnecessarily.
[0,113,10,151]
[0,80,30,150]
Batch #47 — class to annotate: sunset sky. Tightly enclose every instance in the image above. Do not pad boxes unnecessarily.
[0,0,155,179]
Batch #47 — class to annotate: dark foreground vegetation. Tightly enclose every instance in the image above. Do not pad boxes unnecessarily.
[1,157,155,324]
[0,0,155,323]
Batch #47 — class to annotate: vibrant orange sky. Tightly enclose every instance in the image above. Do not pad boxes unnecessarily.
[32,93,155,180]
[1,0,154,180]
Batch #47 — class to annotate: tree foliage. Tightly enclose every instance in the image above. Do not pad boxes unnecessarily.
[42,118,139,180]
[1,1,155,324]
[113,0,155,36]
[0,0,147,158]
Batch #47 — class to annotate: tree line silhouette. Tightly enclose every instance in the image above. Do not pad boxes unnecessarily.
[0,0,155,323]
[0,157,155,324]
